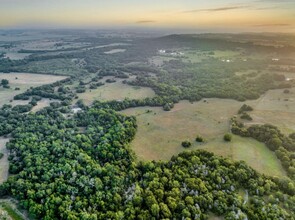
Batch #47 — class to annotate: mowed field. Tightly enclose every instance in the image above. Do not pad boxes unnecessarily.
[121,99,286,177]
[77,79,155,105]
[0,73,67,105]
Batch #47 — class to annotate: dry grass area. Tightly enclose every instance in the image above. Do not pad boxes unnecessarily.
[121,99,241,161]
[244,87,295,134]
[31,98,57,112]
[0,72,67,105]
[0,72,66,85]
[78,79,155,105]
[0,138,9,184]
[121,99,286,177]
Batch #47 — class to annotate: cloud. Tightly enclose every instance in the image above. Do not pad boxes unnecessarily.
[136,20,156,24]
[183,6,249,13]
[182,3,286,14]
[252,23,291,27]
[254,6,276,10]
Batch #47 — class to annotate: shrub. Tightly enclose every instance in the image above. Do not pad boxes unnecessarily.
[181,141,191,148]
[240,112,253,121]
[238,104,253,114]
[224,133,232,142]
[196,136,204,143]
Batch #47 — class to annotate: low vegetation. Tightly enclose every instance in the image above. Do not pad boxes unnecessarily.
[181,140,192,148]
[196,135,205,143]
[224,133,232,142]
[0,79,9,89]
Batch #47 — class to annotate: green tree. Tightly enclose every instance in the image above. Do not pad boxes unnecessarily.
[1,79,9,86]
[224,133,232,142]
[181,140,192,148]
[196,135,205,143]
[151,203,160,217]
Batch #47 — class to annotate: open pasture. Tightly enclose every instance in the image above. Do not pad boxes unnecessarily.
[77,78,155,105]
[244,87,295,134]
[198,135,286,177]
[121,99,241,161]
[121,99,286,177]
[0,72,67,105]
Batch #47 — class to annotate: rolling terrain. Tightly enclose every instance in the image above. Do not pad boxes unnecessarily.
[0,31,294,219]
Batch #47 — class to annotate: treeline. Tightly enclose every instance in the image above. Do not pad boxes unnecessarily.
[0,58,28,73]
[99,69,129,78]
[232,119,295,180]
[14,78,74,101]
[93,96,175,111]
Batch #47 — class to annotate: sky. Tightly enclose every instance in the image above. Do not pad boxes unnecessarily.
[0,0,295,32]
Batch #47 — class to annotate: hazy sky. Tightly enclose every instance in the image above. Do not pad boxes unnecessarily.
[0,0,295,32]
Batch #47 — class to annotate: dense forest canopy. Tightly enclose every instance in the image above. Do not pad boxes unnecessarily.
[0,105,294,219]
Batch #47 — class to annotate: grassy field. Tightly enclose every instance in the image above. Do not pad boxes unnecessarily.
[244,87,295,134]
[121,99,241,161]
[0,138,9,184]
[0,72,67,106]
[198,135,286,177]
[77,78,155,105]
[121,99,286,177]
